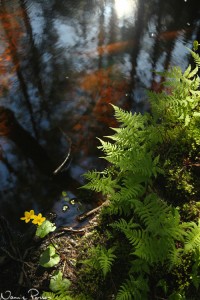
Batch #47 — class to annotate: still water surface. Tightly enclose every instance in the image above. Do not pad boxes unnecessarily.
[0,0,200,230]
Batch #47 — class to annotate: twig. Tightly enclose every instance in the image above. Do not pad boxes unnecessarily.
[77,200,110,222]
[56,226,91,235]
[62,260,66,274]
[53,128,72,174]
[0,247,30,266]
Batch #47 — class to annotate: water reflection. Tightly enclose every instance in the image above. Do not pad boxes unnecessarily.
[0,0,200,230]
[115,0,137,19]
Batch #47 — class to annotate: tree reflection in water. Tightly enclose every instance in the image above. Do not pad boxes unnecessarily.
[0,0,200,230]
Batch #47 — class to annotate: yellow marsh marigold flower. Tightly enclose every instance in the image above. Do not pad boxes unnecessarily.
[32,213,46,226]
[20,210,35,223]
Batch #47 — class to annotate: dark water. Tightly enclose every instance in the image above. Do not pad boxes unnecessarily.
[0,0,200,230]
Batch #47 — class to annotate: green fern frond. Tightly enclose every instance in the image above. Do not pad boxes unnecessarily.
[116,275,149,300]
[113,218,163,263]
[148,90,167,121]
[118,176,145,199]
[111,104,147,129]
[168,247,183,269]
[149,61,200,133]
[146,125,164,146]
[111,218,140,232]
[188,49,200,67]
[98,246,116,277]
[82,170,118,195]
[183,64,192,77]
[98,139,124,164]
[184,219,200,252]
[129,258,150,274]
[187,66,199,79]
[112,195,185,264]
[82,245,116,278]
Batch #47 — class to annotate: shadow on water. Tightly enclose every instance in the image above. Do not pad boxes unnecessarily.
[0,0,200,232]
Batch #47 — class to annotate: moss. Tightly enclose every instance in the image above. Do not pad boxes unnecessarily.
[178,201,200,222]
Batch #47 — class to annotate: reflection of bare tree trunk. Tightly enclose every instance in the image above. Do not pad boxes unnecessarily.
[108,0,118,65]
[0,107,53,174]
[97,0,105,70]
[19,0,50,116]
[109,1,118,43]
[0,0,39,138]
[150,1,164,84]
[41,4,60,111]
[150,1,175,91]
[1,155,18,177]
[128,0,146,109]
[0,107,81,191]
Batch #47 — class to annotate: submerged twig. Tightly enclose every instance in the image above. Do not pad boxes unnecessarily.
[53,128,72,174]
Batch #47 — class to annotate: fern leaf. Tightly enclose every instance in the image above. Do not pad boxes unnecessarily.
[188,48,200,67]
[116,275,149,300]
[184,219,200,252]
[119,176,145,199]
[98,246,116,277]
[168,247,183,269]
[129,258,150,274]
[183,64,192,77]
[82,170,118,195]
[112,218,140,232]
[187,66,199,78]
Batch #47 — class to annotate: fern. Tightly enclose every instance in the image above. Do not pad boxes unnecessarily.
[111,104,147,129]
[184,219,200,252]
[129,258,150,274]
[81,46,200,299]
[82,169,118,195]
[83,245,116,278]
[189,48,200,67]
[98,246,117,277]
[149,59,200,133]
[116,275,149,300]
[112,193,185,261]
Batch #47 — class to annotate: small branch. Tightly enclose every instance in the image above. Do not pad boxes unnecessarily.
[77,200,110,222]
[56,226,91,235]
[53,128,72,174]
[0,246,33,268]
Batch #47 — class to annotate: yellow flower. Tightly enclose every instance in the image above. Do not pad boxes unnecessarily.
[32,213,46,226]
[20,210,35,223]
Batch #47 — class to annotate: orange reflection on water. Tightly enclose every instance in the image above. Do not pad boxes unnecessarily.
[81,65,129,121]
[0,9,24,96]
[82,40,134,58]
[70,65,129,156]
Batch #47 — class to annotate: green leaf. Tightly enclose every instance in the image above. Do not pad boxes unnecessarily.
[168,292,185,300]
[36,220,56,238]
[193,40,199,51]
[50,270,71,292]
[187,65,199,78]
[183,64,191,77]
[62,191,67,197]
[156,279,168,295]
[193,112,200,117]
[184,114,190,126]
[39,245,60,267]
